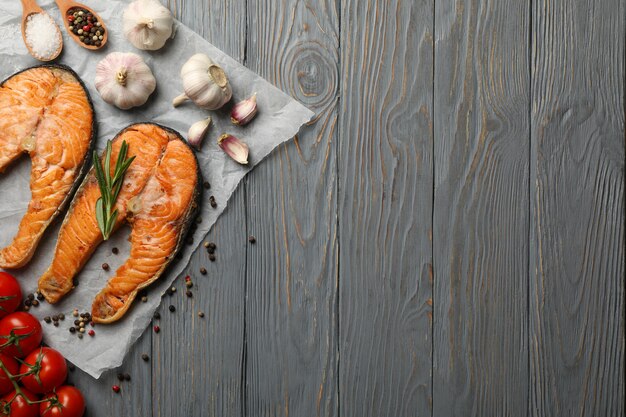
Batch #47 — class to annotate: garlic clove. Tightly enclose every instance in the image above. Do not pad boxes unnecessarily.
[187,117,212,149]
[172,93,189,107]
[230,94,258,126]
[218,134,249,165]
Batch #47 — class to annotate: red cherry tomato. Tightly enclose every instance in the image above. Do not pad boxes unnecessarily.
[40,386,85,417]
[0,354,18,396]
[0,273,22,319]
[0,388,39,417]
[19,347,67,394]
[0,313,42,358]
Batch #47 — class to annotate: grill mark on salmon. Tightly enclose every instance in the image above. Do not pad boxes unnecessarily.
[38,124,201,324]
[0,65,95,269]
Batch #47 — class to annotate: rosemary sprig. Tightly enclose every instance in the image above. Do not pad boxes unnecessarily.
[93,140,135,240]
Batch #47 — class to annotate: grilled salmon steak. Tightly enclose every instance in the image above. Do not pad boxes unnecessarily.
[38,123,201,324]
[0,65,95,269]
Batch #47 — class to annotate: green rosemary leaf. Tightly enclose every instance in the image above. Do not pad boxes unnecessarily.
[93,140,134,241]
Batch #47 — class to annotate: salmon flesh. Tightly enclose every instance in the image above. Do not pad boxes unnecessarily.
[38,123,201,324]
[0,65,95,269]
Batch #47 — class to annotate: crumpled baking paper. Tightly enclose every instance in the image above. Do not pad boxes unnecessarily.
[0,0,313,378]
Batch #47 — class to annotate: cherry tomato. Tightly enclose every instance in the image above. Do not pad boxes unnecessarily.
[0,273,21,319]
[0,354,18,396]
[0,388,39,417]
[0,313,42,358]
[40,386,85,417]
[19,347,67,394]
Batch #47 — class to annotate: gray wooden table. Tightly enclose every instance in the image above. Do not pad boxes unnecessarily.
[70,0,625,416]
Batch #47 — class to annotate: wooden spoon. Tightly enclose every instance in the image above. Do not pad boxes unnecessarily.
[20,0,63,61]
[54,0,108,50]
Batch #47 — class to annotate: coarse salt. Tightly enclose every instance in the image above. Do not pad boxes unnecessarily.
[25,13,61,60]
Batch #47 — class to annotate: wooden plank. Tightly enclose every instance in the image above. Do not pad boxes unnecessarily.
[244,0,339,416]
[529,0,625,415]
[432,0,530,415]
[152,1,247,417]
[338,0,433,416]
[70,326,152,416]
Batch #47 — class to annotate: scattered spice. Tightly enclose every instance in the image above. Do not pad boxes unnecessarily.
[102,263,110,271]
[72,309,79,317]
[24,299,32,307]
[67,8,106,48]
[36,292,44,301]
[112,385,120,393]
[88,329,95,337]
[209,196,217,208]
[199,267,207,275]
[203,181,211,190]
[153,311,160,320]
[153,325,160,333]
[117,373,125,381]
[185,281,193,289]
[186,290,193,298]
[77,333,83,339]
[198,311,205,318]
[124,373,131,381]
[32,300,39,307]
[27,294,35,301]
[112,247,119,255]
[69,327,76,333]
[44,316,51,324]
[141,353,150,362]
[168,305,176,312]
[24,13,61,61]
[79,328,85,333]
[141,296,148,303]
[59,313,65,320]
[170,286,176,293]
[207,242,216,254]
[209,254,216,262]
[248,235,256,244]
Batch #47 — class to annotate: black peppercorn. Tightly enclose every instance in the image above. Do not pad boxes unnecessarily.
[169,305,176,312]
[153,311,161,320]
[141,353,150,361]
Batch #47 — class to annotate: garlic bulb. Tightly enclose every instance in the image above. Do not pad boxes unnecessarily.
[188,117,212,149]
[173,54,232,110]
[123,0,174,51]
[95,52,156,110]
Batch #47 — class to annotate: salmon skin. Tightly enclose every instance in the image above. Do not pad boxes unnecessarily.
[0,65,96,269]
[38,123,201,324]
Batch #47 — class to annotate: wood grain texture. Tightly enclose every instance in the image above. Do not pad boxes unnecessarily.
[338,0,433,416]
[70,326,152,416]
[529,0,625,415]
[432,0,530,415]
[152,2,247,417]
[244,1,339,416]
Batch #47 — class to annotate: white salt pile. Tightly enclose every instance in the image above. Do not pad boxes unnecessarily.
[24,13,61,60]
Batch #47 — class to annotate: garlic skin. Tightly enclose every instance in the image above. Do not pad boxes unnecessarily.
[123,0,174,51]
[95,52,157,110]
[173,54,232,110]
[230,94,258,126]
[218,134,249,165]
[187,117,212,149]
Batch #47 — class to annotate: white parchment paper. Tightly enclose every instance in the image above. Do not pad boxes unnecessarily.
[0,0,313,378]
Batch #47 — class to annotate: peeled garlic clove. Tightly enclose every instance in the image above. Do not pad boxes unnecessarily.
[230,94,258,126]
[188,117,212,149]
[218,134,249,165]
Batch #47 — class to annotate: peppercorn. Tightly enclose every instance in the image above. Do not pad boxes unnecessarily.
[209,196,217,208]
[73,309,79,317]
[124,373,131,381]
[186,291,193,298]
[248,235,257,244]
[185,281,193,289]
[88,330,95,337]
[74,319,80,326]
[32,300,39,307]
[169,305,175,312]
[44,316,51,324]
[141,353,150,361]
[112,385,120,393]
[170,286,176,293]
[153,311,160,320]
[141,296,148,303]
[53,322,58,327]
[52,315,59,322]
[59,313,65,320]
[27,293,35,301]
[79,328,85,333]
[69,327,76,333]
[37,292,44,301]
[200,267,207,275]
[24,306,30,311]
[209,254,216,262]
[117,373,124,381]
[198,311,205,318]
[112,247,119,255]
[102,263,109,271]
[24,299,32,307]
[203,181,211,189]
[207,242,216,254]
[77,333,83,339]
[153,325,160,333]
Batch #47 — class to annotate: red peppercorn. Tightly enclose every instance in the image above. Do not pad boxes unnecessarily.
[185,276,191,281]
[68,15,75,22]
[88,329,95,337]
[90,321,95,327]
[153,325,160,333]
[112,385,120,393]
